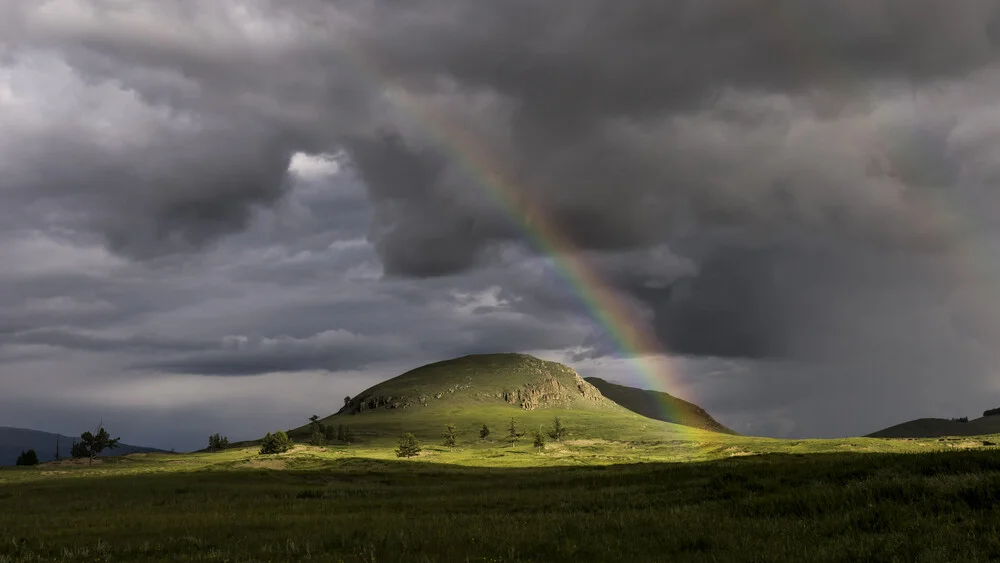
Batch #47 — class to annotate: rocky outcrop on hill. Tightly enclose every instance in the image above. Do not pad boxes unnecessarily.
[501,372,610,410]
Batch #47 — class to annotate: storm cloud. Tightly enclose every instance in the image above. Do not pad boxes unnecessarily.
[3,0,1000,448]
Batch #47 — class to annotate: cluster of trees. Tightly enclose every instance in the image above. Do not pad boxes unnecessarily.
[15,450,38,466]
[395,417,569,458]
[13,423,123,467]
[985,408,1000,418]
[208,433,230,451]
[307,415,355,446]
[255,415,359,456]
[950,417,970,423]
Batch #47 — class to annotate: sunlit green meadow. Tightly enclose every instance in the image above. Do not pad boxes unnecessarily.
[4,430,1000,562]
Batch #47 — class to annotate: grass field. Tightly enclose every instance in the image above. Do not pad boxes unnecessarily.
[4,436,1000,562]
[5,356,1000,562]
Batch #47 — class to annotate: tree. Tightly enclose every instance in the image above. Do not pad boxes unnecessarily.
[15,449,39,466]
[70,441,87,459]
[548,417,567,442]
[442,424,457,449]
[323,423,336,443]
[308,415,326,446]
[54,436,60,461]
[344,396,352,407]
[77,426,121,465]
[208,433,229,451]
[342,426,355,446]
[533,428,546,452]
[259,431,293,455]
[479,424,490,441]
[395,433,421,458]
[506,418,522,448]
[336,424,346,442]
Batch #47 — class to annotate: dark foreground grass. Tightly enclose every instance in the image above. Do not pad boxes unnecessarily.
[3,451,1000,562]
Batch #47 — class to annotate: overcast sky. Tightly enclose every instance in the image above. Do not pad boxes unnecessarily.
[4,1,1000,452]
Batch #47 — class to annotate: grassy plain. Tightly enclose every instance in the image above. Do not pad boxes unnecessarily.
[5,355,1000,561]
[4,434,1000,562]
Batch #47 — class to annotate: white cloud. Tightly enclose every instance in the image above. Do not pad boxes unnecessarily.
[289,152,343,179]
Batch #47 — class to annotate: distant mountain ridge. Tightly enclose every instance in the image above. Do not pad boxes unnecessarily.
[583,377,736,434]
[867,416,1000,438]
[0,427,166,466]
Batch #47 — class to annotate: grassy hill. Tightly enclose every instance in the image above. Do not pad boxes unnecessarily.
[286,353,731,453]
[867,416,1000,438]
[584,376,736,434]
[0,427,165,466]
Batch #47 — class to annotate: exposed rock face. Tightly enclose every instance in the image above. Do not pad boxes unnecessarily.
[502,372,611,410]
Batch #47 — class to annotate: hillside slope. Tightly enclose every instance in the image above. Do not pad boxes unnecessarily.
[583,377,736,434]
[867,416,1000,438]
[338,353,618,415]
[291,354,728,444]
[0,427,166,466]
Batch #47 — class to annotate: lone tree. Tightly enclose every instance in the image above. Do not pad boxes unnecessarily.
[396,433,421,458]
[344,396,352,407]
[479,423,490,441]
[76,426,121,465]
[208,433,230,451]
[70,441,87,459]
[548,417,567,442]
[308,415,326,446]
[15,449,39,466]
[533,428,546,452]
[506,418,522,448]
[55,436,60,461]
[442,424,457,449]
[259,431,293,455]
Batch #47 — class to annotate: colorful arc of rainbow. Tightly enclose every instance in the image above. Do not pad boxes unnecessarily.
[405,105,692,428]
[337,45,696,430]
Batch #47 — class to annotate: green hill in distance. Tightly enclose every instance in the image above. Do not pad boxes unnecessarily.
[583,377,736,434]
[867,415,1000,438]
[288,353,728,449]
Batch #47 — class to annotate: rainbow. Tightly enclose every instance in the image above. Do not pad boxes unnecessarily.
[335,43,702,429]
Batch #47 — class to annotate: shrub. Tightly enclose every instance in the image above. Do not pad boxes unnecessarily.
[15,449,39,466]
[479,424,490,441]
[395,433,421,458]
[259,431,293,455]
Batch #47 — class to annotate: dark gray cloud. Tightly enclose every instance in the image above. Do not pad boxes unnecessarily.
[2,1,1000,450]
